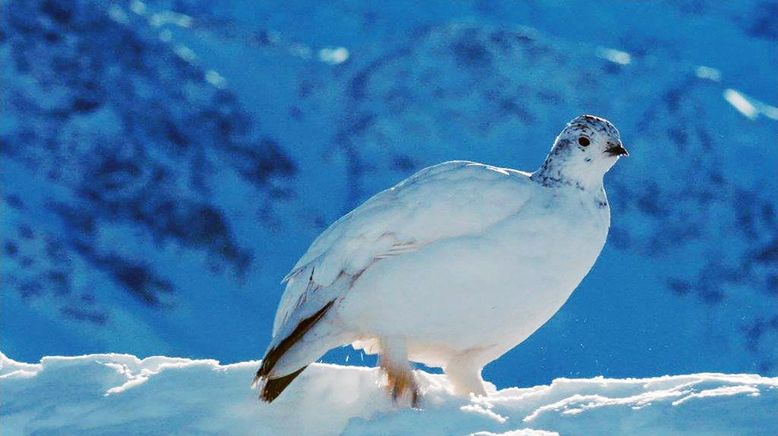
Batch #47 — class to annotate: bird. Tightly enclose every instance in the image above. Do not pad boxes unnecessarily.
[253,114,628,406]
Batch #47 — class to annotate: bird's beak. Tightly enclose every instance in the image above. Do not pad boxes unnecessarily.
[605,144,629,157]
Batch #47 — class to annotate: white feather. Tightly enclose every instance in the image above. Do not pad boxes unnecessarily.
[273,161,532,335]
[264,115,626,397]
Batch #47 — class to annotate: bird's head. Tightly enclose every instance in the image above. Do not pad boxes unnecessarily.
[534,115,627,189]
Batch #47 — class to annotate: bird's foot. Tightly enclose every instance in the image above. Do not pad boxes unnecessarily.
[379,336,421,407]
[383,361,421,408]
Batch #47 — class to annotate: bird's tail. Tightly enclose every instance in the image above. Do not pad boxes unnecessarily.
[253,300,336,403]
[253,366,307,403]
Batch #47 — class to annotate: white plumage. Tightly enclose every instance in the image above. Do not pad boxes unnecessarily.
[255,115,628,404]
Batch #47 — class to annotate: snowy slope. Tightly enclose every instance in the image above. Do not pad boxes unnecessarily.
[0,0,298,359]
[2,352,777,436]
[2,0,777,388]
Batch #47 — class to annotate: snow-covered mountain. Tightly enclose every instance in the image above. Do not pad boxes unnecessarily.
[1,0,298,359]
[2,352,777,435]
[1,0,777,388]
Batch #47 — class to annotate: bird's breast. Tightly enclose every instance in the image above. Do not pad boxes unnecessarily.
[337,187,611,359]
[489,189,610,264]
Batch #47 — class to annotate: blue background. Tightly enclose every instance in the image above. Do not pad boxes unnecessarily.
[1,0,777,388]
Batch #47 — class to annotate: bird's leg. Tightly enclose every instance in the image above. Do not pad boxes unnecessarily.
[378,336,420,408]
[445,354,487,397]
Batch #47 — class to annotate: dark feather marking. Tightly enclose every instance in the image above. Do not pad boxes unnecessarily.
[254,299,335,402]
[260,367,306,403]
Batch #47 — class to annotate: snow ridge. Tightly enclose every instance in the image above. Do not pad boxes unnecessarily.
[2,353,776,435]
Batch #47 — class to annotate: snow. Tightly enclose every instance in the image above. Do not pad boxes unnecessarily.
[596,47,632,65]
[318,47,350,65]
[723,89,758,119]
[2,352,777,435]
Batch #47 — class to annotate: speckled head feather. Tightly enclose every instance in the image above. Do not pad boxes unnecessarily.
[566,114,621,140]
[532,114,627,190]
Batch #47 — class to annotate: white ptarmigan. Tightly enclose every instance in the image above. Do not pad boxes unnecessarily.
[254,115,628,405]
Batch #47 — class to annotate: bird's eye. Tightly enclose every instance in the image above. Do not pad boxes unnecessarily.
[578,136,590,147]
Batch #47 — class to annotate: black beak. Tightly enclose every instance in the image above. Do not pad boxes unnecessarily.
[605,144,629,157]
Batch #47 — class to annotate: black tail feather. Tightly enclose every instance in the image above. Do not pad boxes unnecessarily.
[260,366,307,403]
[254,299,336,403]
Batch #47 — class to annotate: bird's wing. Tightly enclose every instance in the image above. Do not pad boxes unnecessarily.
[272,161,534,336]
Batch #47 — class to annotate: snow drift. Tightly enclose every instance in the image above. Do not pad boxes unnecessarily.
[2,352,776,435]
